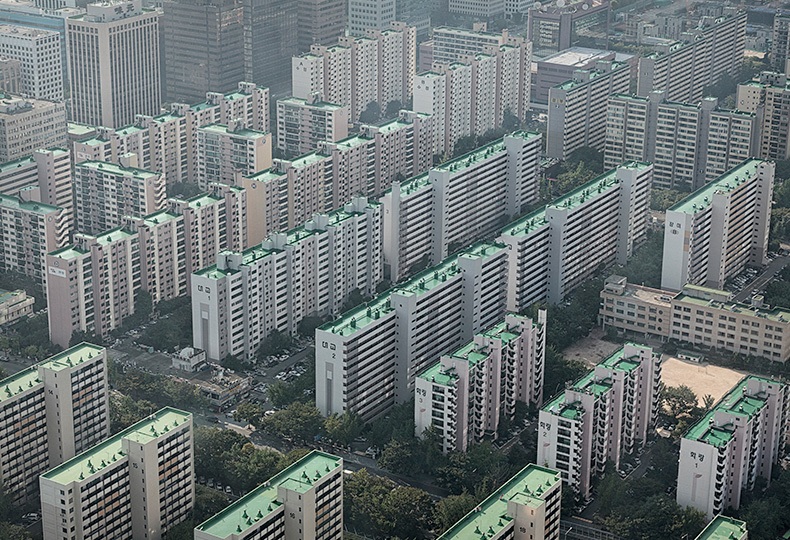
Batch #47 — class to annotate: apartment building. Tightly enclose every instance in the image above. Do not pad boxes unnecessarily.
[431,25,516,65]
[316,241,508,421]
[194,450,342,540]
[66,0,161,128]
[414,37,531,154]
[0,24,62,101]
[677,376,788,519]
[437,464,561,540]
[46,228,140,348]
[0,192,69,283]
[0,93,66,162]
[0,343,108,506]
[382,131,541,282]
[161,0,244,103]
[661,159,773,291]
[500,161,652,309]
[0,148,73,220]
[637,12,746,103]
[606,92,758,189]
[40,407,194,540]
[538,343,662,499]
[243,110,431,244]
[73,161,166,235]
[196,121,272,189]
[292,22,415,122]
[773,15,790,72]
[0,288,33,325]
[348,0,395,35]
[528,0,610,58]
[694,516,748,540]
[192,197,382,361]
[71,82,270,183]
[737,72,790,161]
[415,311,547,453]
[276,97,349,156]
[546,61,631,159]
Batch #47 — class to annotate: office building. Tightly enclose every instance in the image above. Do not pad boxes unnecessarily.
[0,56,21,94]
[40,407,194,540]
[0,343,109,506]
[0,148,73,217]
[532,47,636,106]
[430,25,512,65]
[0,93,66,162]
[538,343,662,499]
[0,24,62,101]
[661,159,773,291]
[637,12,746,103]
[545,61,630,159]
[694,516,748,540]
[316,241,508,421]
[192,197,382,361]
[737,72,790,161]
[528,0,610,58]
[0,288,33,324]
[382,131,541,282]
[194,450,342,540]
[437,464,561,540]
[243,110,432,244]
[46,228,140,347]
[677,376,788,519]
[298,0,346,52]
[448,0,504,17]
[348,0,395,36]
[66,0,162,128]
[606,92,758,190]
[598,275,673,341]
[73,161,166,235]
[415,311,547,453]
[243,0,297,94]
[162,0,244,103]
[196,121,272,188]
[292,23,415,123]
[414,39,531,155]
[276,97,349,156]
[501,161,652,308]
[0,192,69,283]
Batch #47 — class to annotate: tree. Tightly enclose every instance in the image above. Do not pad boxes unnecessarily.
[434,493,477,531]
[109,393,158,434]
[260,402,323,443]
[385,100,403,118]
[740,498,786,540]
[256,331,292,359]
[70,330,99,347]
[702,394,715,410]
[359,101,382,124]
[235,401,265,427]
[323,411,364,446]
[662,385,699,419]
[651,188,689,211]
[344,469,392,536]
[378,438,424,475]
[0,523,31,540]
[221,354,248,372]
[380,486,435,538]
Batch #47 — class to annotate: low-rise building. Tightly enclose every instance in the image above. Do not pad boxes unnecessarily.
[437,464,561,540]
[538,343,661,499]
[171,347,207,372]
[40,407,194,540]
[677,376,788,519]
[194,369,251,411]
[415,311,547,453]
[194,450,342,540]
[0,343,109,506]
[694,516,748,540]
[599,275,673,340]
[0,288,33,324]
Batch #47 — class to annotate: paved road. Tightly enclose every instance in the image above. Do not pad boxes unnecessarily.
[732,256,789,303]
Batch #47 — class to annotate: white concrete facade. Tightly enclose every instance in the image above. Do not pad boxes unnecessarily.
[0,94,67,162]
[0,24,63,101]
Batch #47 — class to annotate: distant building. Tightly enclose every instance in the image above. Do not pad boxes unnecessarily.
[538,343,661,499]
[194,451,343,540]
[661,159,773,291]
[437,464,562,540]
[448,0,504,18]
[528,0,610,58]
[0,344,109,506]
[0,56,21,94]
[243,0,297,94]
[66,0,162,128]
[0,24,62,101]
[0,288,33,325]
[677,376,788,519]
[40,407,194,540]
[415,311,547,453]
[297,0,346,52]
[737,71,790,161]
[348,0,395,36]
[0,93,66,162]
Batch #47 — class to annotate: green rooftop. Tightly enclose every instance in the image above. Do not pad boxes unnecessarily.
[685,375,778,446]
[554,62,628,91]
[436,131,540,175]
[141,210,181,227]
[438,464,560,539]
[94,227,135,246]
[0,155,34,174]
[417,361,459,386]
[0,365,40,404]
[598,343,649,373]
[77,160,159,179]
[318,295,395,336]
[0,193,61,214]
[67,122,97,138]
[199,123,268,139]
[48,244,89,260]
[675,290,790,324]
[42,407,191,485]
[669,159,764,214]
[695,515,747,540]
[195,451,341,539]
[288,151,331,168]
[278,97,345,110]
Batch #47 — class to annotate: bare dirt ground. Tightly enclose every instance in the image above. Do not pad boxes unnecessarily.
[659,356,747,406]
[562,328,622,367]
